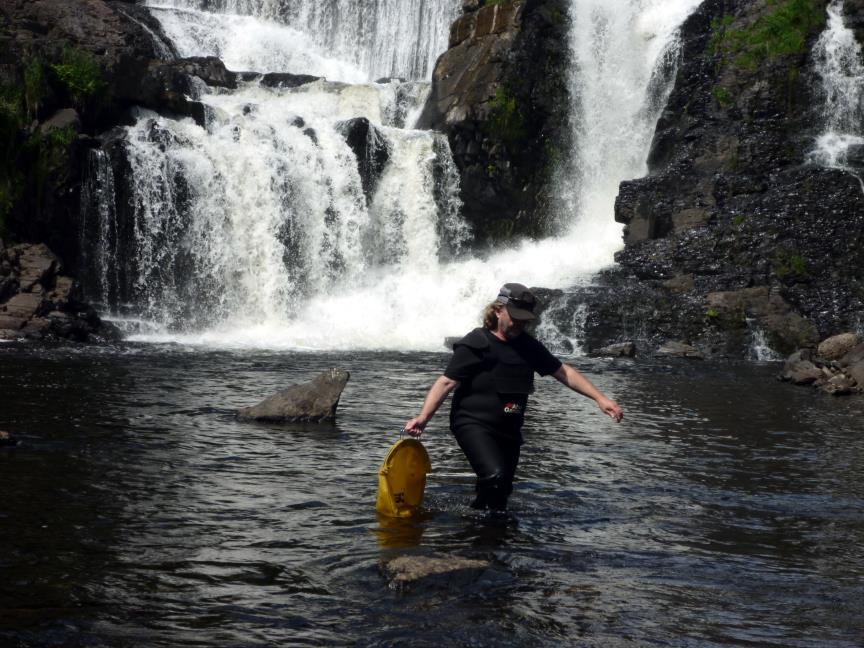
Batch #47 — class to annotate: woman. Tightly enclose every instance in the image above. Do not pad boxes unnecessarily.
[404,283,623,511]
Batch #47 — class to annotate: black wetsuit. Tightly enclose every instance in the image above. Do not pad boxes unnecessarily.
[444,328,562,510]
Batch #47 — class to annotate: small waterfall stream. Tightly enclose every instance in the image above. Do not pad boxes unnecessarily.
[810,0,864,186]
[81,0,705,350]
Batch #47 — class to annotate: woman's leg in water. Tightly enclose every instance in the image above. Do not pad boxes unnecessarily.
[454,426,522,511]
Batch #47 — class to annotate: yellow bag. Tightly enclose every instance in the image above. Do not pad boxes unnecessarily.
[375,438,431,518]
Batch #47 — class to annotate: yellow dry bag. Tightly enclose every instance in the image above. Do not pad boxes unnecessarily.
[375,438,431,518]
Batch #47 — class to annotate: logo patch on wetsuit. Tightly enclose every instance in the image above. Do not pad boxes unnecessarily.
[503,402,523,414]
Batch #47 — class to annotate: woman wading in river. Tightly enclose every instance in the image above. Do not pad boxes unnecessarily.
[404,283,624,511]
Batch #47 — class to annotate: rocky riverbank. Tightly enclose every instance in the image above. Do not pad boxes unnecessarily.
[0,240,111,340]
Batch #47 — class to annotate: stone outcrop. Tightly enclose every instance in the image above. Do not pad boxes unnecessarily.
[0,241,112,341]
[237,369,351,423]
[536,0,864,359]
[420,0,571,245]
[780,333,864,395]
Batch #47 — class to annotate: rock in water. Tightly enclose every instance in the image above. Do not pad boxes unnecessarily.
[237,369,350,422]
[379,554,489,590]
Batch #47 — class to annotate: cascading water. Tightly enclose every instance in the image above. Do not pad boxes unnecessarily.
[83,0,704,350]
[809,0,864,185]
[144,0,460,81]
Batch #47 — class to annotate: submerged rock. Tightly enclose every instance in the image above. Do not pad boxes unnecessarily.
[379,554,489,590]
[589,342,636,358]
[237,369,350,422]
[655,341,704,359]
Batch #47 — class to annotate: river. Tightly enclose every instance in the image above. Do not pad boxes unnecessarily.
[2,343,863,646]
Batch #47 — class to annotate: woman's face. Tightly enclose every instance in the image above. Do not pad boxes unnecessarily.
[496,305,526,339]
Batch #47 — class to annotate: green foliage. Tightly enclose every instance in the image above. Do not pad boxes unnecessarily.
[712,0,825,70]
[712,85,733,107]
[774,249,808,277]
[706,308,720,318]
[50,47,106,107]
[23,59,45,120]
[732,214,746,226]
[487,85,526,146]
[0,85,26,239]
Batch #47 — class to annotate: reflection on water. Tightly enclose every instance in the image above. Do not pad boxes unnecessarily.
[1,345,863,646]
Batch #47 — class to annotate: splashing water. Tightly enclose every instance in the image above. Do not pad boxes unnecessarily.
[143,0,460,81]
[809,0,864,184]
[83,1,703,351]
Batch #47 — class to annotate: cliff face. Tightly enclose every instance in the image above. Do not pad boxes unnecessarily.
[571,0,864,357]
[420,0,570,246]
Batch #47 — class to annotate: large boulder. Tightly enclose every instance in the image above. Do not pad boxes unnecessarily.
[817,333,861,361]
[237,369,351,422]
[419,0,571,245]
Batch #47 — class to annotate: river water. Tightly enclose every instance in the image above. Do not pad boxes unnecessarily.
[2,344,863,646]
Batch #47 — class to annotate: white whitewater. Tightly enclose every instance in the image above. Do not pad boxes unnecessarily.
[91,0,703,350]
[810,0,864,183]
[144,0,460,81]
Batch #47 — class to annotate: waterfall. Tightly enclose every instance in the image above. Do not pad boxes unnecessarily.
[556,0,704,256]
[84,0,703,350]
[79,149,121,310]
[143,0,461,81]
[809,0,864,184]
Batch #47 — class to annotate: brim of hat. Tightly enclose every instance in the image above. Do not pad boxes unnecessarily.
[505,304,536,321]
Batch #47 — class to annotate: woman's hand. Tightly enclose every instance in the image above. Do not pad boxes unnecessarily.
[403,417,427,437]
[597,397,624,423]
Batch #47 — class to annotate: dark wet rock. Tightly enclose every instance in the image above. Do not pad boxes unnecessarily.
[420,0,571,245]
[237,369,351,423]
[336,117,390,203]
[781,342,864,395]
[258,72,320,89]
[15,243,60,291]
[781,353,823,385]
[379,554,490,590]
[839,342,864,368]
[846,360,864,389]
[589,342,636,358]
[817,372,858,396]
[655,341,704,359]
[0,243,107,341]
[817,333,861,361]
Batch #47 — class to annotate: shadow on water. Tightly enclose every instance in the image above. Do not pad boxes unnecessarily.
[1,344,863,646]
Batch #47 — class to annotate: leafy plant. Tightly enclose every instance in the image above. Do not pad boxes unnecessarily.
[712,0,825,70]
[712,85,733,107]
[50,47,106,107]
[487,85,526,146]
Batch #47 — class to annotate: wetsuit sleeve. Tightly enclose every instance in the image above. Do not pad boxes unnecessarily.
[444,344,485,381]
[526,336,563,376]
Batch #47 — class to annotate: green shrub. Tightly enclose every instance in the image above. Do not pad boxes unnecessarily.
[487,85,526,146]
[712,85,733,107]
[50,47,106,106]
[23,59,44,120]
[712,0,825,70]
[774,249,809,277]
